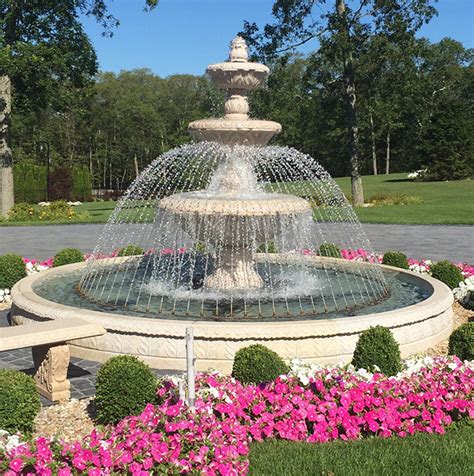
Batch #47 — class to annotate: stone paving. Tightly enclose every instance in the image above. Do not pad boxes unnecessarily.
[0,223,472,262]
[0,309,177,405]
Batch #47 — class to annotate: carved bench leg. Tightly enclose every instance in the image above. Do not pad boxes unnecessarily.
[32,343,71,402]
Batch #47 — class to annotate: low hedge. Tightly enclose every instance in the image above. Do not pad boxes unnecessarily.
[53,248,84,267]
[95,355,158,424]
[0,369,41,434]
[448,323,474,360]
[0,254,26,289]
[430,260,464,289]
[352,326,402,376]
[232,344,288,385]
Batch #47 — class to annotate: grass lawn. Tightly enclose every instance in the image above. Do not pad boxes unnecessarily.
[334,173,474,225]
[249,425,474,475]
[1,173,472,226]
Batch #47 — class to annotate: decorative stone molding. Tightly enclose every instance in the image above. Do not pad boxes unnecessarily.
[32,343,71,401]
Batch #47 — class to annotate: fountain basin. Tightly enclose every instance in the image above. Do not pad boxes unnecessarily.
[10,258,453,373]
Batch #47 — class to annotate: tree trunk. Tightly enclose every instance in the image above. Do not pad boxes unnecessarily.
[385,130,390,175]
[134,154,139,178]
[0,76,14,217]
[370,112,377,175]
[337,0,364,205]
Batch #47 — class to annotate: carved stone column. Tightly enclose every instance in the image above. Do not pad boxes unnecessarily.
[32,343,71,401]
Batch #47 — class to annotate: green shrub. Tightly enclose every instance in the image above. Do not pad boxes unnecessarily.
[257,241,278,253]
[352,326,402,376]
[13,161,48,204]
[72,165,93,201]
[7,203,38,221]
[232,344,288,385]
[430,260,464,289]
[117,245,145,257]
[0,254,26,289]
[318,242,342,258]
[367,193,422,206]
[49,166,73,201]
[448,323,474,360]
[53,248,84,267]
[0,369,41,434]
[382,251,409,269]
[7,200,85,222]
[95,355,157,424]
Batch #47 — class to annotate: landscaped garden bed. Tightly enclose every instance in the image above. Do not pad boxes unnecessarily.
[1,355,473,474]
[1,247,473,474]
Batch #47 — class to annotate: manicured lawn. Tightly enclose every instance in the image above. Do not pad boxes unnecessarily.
[249,425,474,475]
[334,173,474,225]
[1,173,472,225]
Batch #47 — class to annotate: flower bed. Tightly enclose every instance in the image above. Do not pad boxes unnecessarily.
[0,357,472,475]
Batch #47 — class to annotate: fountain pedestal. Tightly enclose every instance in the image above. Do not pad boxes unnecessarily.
[160,37,311,291]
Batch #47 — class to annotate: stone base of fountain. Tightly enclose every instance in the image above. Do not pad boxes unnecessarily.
[10,258,454,373]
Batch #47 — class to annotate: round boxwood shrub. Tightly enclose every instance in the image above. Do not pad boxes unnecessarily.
[53,248,84,267]
[318,242,342,258]
[430,260,464,289]
[382,251,409,269]
[448,322,474,360]
[0,369,41,434]
[0,254,26,289]
[352,326,402,376]
[232,344,288,385]
[257,241,278,253]
[117,245,144,257]
[95,355,157,424]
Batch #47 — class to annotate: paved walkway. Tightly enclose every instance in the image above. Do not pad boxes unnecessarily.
[0,309,177,405]
[0,223,473,262]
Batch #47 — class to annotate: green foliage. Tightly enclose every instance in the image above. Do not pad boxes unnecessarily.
[96,355,157,424]
[13,161,48,203]
[318,243,342,258]
[53,248,84,267]
[448,323,474,361]
[430,260,464,289]
[382,251,409,269]
[367,193,422,206]
[0,369,41,435]
[7,203,38,222]
[117,245,144,257]
[256,241,278,253]
[13,162,92,203]
[232,344,288,385]
[7,201,84,222]
[72,166,93,201]
[49,166,73,201]
[418,88,473,181]
[0,254,26,289]
[352,326,402,376]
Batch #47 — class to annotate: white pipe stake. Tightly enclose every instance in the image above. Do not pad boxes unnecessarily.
[186,326,196,408]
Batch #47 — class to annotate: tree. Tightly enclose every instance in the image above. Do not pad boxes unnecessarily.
[242,0,437,205]
[0,0,159,216]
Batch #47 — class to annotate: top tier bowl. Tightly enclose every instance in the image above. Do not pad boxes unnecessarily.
[206,61,270,91]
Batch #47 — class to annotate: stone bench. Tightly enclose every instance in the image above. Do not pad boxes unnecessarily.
[0,319,106,401]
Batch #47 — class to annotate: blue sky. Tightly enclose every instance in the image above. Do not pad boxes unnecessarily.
[81,0,474,77]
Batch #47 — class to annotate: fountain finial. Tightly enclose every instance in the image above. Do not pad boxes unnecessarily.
[229,36,248,62]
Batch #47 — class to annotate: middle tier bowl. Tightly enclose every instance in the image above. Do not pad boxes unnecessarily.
[159,191,312,243]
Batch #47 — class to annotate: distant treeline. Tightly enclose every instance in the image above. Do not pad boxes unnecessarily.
[10,37,473,189]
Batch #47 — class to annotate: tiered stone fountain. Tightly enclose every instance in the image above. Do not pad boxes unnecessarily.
[10,37,454,372]
[160,37,311,290]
